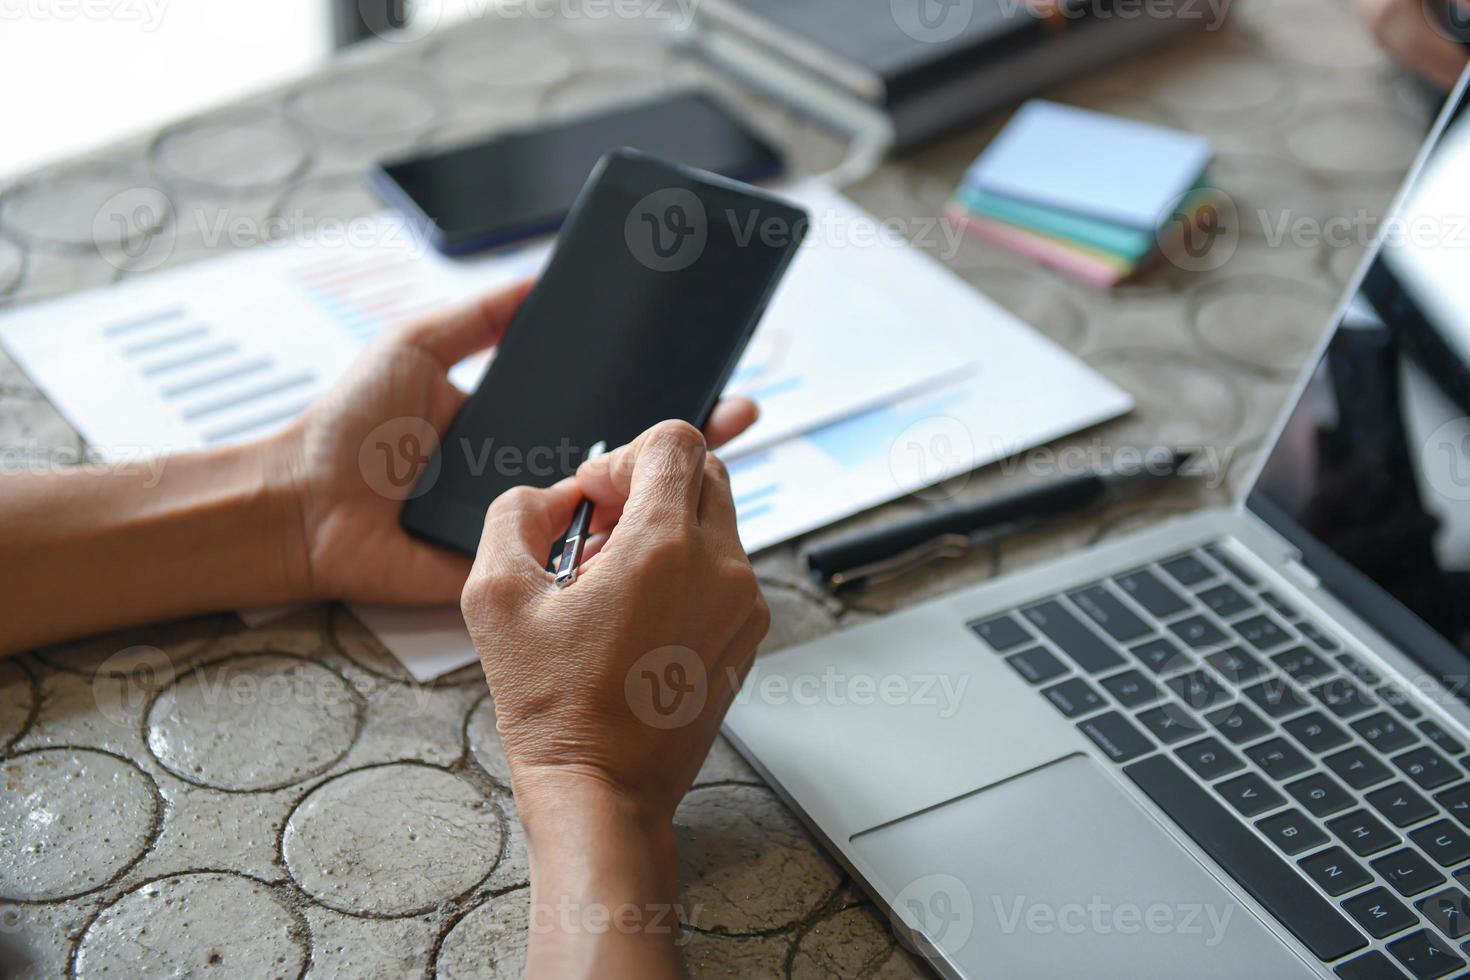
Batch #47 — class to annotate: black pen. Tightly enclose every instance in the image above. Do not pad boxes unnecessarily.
[804,448,1196,592]
[554,440,607,588]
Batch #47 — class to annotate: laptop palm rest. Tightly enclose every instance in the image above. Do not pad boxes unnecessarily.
[849,754,1317,980]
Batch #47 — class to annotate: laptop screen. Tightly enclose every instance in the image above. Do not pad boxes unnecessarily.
[1249,78,1470,689]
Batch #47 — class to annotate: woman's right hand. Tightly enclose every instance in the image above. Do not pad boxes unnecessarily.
[459,419,769,979]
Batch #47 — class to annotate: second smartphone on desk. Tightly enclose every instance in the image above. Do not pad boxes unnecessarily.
[372,91,785,254]
[400,149,808,556]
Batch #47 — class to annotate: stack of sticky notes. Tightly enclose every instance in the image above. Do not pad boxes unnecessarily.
[948,101,1217,288]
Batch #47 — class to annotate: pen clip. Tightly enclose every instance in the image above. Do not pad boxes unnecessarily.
[827,533,974,591]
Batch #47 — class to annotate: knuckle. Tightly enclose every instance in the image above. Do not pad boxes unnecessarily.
[494,484,540,514]
[718,557,760,605]
[648,419,706,458]
[703,453,730,484]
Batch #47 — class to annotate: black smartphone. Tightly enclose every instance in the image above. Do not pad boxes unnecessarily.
[400,149,808,556]
[370,91,784,255]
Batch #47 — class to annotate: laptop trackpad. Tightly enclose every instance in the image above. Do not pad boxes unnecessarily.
[849,755,1318,980]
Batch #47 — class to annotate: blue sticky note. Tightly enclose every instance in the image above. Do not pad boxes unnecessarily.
[964,101,1213,232]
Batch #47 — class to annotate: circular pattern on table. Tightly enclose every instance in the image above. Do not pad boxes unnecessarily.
[1281,102,1424,181]
[0,748,158,902]
[463,694,512,786]
[33,617,222,677]
[267,173,385,236]
[434,892,528,979]
[150,108,313,195]
[0,659,39,751]
[145,653,361,792]
[282,763,503,917]
[538,68,667,119]
[328,606,418,682]
[73,872,307,979]
[1248,5,1386,72]
[674,785,841,935]
[1206,152,1324,242]
[957,269,1087,348]
[0,235,26,294]
[790,904,918,979]
[1187,274,1335,378]
[286,67,445,144]
[1149,51,1292,123]
[0,165,172,253]
[428,22,578,88]
[1085,348,1246,445]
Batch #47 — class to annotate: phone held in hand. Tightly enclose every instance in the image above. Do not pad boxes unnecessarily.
[400,149,809,557]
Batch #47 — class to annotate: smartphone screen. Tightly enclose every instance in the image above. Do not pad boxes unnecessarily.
[373,92,784,254]
[400,150,808,556]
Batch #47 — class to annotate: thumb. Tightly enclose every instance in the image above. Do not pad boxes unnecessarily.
[470,478,582,586]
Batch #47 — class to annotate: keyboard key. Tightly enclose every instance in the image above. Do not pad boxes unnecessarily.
[1338,654,1383,687]
[1354,713,1419,754]
[1124,754,1367,961]
[1287,772,1355,817]
[1260,590,1295,619]
[1067,584,1150,642]
[1333,950,1408,979]
[1243,677,1312,718]
[1379,686,1423,720]
[1166,669,1229,711]
[1396,748,1459,791]
[1177,736,1244,780]
[1160,553,1214,587]
[970,613,1032,651]
[1343,886,1418,938]
[1076,711,1152,763]
[1198,583,1252,620]
[1113,568,1188,618]
[1205,702,1271,744]
[1218,772,1286,817]
[1204,646,1266,685]
[1301,846,1372,896]
[1283,711,1350,754]
[1004,647,1066,685]
[1170,615,1229,649]
[1234,614,1292,651]
[1098,669,1159,709]
[1130,637,1191,675]
[1258,808,1329,855]
[1021,601,1123,674]
[1273,646,1336,683]
[1041,677,1105,718]
[1410,821,1470,867]
[1386,930,1463,978]
[1135,703,1205,745]
[1373,849,1446,897]
[1298,620,1340,652]
[1312,679,1378,719]
[1367,783,1437,828]
[1246,737,1312,780]
[1420,721,1464,757]
[1434,784,1470,827]
[1204,543,1259,585]
[1417,887,1470,940]
[1329,810,1400,856]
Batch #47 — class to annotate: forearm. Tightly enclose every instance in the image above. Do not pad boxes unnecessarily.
[1,436,310,655]
[515,771,685,980]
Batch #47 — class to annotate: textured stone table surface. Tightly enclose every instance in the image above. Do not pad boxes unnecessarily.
[0,1,1434,976]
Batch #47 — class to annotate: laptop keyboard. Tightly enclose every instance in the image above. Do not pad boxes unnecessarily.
[969,544,1470,980]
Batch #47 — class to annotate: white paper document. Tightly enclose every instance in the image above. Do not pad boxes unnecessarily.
[1,181,1130,681]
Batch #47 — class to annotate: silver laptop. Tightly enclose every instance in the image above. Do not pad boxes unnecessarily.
[725,78,1470,980]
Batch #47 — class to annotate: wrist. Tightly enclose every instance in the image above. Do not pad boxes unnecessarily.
[248,428,317,604]
[514,765,679,879]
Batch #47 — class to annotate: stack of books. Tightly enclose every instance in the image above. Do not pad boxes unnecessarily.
[946,101,1218,288]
